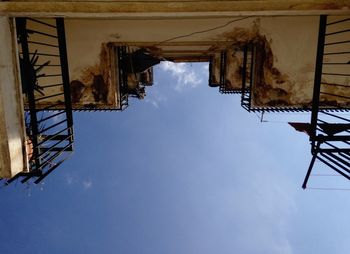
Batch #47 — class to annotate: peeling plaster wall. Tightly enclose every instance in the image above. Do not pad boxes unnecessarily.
[251,16,319,107]
[225,48,243,91]
[210,52,222,86]
[69,43,116,109]
[65,17,251,109]
[249,16,350,108]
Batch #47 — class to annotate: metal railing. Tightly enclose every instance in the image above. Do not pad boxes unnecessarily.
[117,46,156,103]
[117,46,129,110]
[209,51,225,88]
[241,43,254,111]
[6,18,74,184]
[219,48,243,94]
[303,15,350,189]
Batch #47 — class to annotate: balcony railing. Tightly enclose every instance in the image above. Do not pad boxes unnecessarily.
[220,48,244,95]
[241,43,254,111]
[117,46,130,110]
[116,46,156,105]
[302,15,350,189]
[6,18,74,184]
[208,51,225,88]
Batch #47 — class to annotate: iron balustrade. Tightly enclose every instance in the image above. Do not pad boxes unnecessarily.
[208,51,225,88]
[117,46,155,107]
[209,49,242,94]
[303,15,350,189]
[6,18,74,185]
[218,51,228,93]
[241,43,254,111]
[117,46,130,110]
[219,49,243,95]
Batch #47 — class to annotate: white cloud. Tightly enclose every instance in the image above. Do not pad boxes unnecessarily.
[160,62,202,91]
[82,179,92,190]
[145,87,167,109]
[65,175,73,185]
[65,175,93,190]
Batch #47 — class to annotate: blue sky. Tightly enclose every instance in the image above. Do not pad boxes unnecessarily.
[1,62,350,254]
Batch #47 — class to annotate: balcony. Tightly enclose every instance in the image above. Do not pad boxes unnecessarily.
[4,18,74,184]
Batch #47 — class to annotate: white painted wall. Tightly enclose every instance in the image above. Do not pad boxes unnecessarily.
[0,17,26,178]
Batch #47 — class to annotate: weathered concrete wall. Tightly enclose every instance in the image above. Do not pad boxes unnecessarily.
[0,17,26,178]
[250,16,350,108]
[225,48,243,91]
[26,15,349,109]
[2,1,349,18]
[64,16,321,107]
[210,52,222,86]
[68,43,117,109]
[64,17,247,109]
[250,16,319,107]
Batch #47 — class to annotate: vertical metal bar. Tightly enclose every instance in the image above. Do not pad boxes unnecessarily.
[310,15,327,151]
[117,46,127,109]
[208,55,213,86]
[118,46,123,107]
[56,18,74,146]
[248,43,255,112]
[220,51,226,87]
[120,47,127,94]
[17,18,41,171]
[302,141,321,189]
[241,45,248,96]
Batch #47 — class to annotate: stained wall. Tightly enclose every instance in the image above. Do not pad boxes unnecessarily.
[28,16,348,109]
[64,16,321,108]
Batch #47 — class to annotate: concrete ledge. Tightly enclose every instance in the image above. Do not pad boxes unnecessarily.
[0,1,349,18]
[0,17,26,178]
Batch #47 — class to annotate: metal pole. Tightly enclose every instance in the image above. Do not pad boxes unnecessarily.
[310,15,327,151]
[56,18,74,146]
